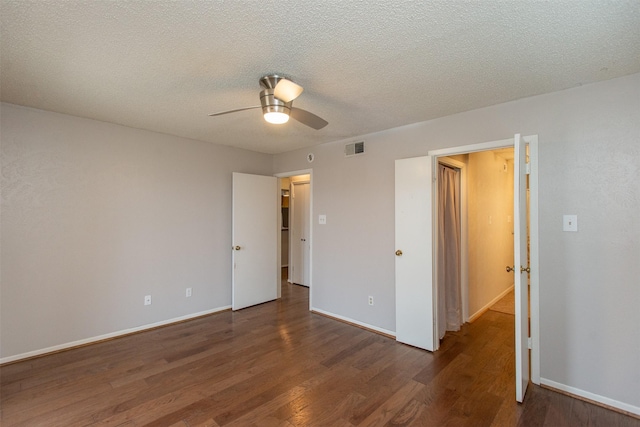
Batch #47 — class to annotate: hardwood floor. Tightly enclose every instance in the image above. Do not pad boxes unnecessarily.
[1,282,638,426]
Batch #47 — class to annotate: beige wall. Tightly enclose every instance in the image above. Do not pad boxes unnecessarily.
[467,150,514,318]
[290,174,310,183]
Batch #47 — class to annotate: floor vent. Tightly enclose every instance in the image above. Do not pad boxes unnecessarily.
[345,141,365,157]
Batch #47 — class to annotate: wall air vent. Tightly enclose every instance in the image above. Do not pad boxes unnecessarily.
[345,141,365,157]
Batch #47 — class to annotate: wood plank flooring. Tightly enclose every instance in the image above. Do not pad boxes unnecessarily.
[2,281,638,426]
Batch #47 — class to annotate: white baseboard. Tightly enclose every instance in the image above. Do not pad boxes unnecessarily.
[311,307,396,337]
[0,306,231,365]
[541,378,640,417]
[467,284,514,322]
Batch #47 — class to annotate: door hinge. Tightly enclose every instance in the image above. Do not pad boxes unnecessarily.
[526,162,531,175]
[528,337,532,349]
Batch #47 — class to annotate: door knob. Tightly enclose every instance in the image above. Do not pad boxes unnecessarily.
[233,246,241,251]
[506,266,514,273]
[520,266,530,273]
[395,250,403,256]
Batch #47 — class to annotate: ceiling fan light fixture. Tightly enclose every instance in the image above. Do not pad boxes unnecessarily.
[273,79,304,103]
[260,88,291,125]
[264,111,290,124]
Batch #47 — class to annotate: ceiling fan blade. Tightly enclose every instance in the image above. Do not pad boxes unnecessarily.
[274,79,304,103]
[290,107,328,130]
[209,106,261,117]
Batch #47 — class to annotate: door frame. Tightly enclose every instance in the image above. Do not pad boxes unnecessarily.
[275,169,313,310]
[429,136,540,385]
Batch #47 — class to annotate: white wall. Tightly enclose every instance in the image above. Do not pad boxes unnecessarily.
[0,103,272,360]
[273,73,640,412]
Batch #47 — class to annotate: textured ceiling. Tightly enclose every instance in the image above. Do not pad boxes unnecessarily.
[2,1,639,154]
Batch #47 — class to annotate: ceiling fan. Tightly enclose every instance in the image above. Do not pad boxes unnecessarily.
[209,75,328,130]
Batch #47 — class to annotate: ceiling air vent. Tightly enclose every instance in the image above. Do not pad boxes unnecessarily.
[345,141,365,157]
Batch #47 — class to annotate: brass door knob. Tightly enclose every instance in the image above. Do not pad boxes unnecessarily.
[395,250,403,256]
[233,246,241,251]
[506,266,514,273]
[520,266,531,273]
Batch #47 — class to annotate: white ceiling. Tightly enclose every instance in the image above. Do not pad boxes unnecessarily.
[2,1,639,154]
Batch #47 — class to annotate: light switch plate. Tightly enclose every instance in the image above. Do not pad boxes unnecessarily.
[563,215,578,232]
[319,214,326,225]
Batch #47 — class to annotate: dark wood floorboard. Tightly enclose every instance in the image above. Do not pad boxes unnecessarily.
[2,279,639,426]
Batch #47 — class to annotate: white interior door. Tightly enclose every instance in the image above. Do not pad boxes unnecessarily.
[290,182,310,286]
[514,134,530,402]
[395,156,436,351]
[232,172,278,310]
[301,183,310,286]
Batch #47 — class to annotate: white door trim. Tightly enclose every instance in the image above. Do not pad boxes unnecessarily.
[514,133,530,401]
[428,136,540,386]
[528,137,540,385]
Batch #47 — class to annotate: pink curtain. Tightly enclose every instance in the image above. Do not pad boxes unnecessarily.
[438,164,462,339]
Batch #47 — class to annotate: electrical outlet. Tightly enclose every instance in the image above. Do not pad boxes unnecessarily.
[186,287,192,297]
[368,296,374,306]
[144,295,152,306]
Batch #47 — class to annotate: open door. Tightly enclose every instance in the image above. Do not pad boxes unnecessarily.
[395,156,436,351]
[232,172,278,310]
[290,181,310,286]
[514,134,530,402]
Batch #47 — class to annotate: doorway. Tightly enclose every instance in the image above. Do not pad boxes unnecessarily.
[437,149,517,340]
[395,134,539,401]
[276,170,313,310]
[432,135,539,398]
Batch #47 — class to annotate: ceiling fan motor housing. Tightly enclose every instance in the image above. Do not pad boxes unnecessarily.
[259,74,285,89]
[260,89,292,115]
